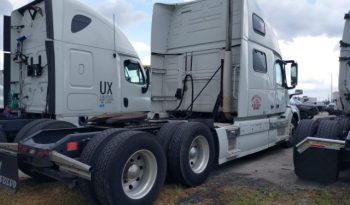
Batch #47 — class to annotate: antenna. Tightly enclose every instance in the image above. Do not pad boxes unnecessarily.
[113,14,117,58]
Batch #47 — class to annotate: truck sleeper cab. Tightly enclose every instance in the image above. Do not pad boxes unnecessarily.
[1,0,151,142]
[0,0,299,205]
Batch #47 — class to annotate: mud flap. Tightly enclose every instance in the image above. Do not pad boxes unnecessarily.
[294,147,339,183]
[0,150,19,192]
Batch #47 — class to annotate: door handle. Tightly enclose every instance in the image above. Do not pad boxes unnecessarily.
[271,105,275,109]
[124,98,129,108]
[276,104,280,109]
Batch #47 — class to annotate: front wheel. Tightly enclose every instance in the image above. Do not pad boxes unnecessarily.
[282,117,298,148]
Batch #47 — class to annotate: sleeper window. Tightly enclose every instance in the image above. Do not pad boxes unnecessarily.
[253,14,265,36]
[253,50,267,73]
[71,15,92,33]
[124,60,145,84]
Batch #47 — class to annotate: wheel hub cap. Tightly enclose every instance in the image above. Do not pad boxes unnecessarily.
[122,150,158,200]
[188,135,210,174]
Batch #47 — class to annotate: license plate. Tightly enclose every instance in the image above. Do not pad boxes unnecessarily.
[0,150,19,192]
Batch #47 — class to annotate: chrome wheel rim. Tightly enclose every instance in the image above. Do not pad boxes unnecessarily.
[188,135,210,174]
[122,150,157,200]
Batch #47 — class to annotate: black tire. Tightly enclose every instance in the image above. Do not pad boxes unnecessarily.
[17,120,76,181]
[0,128,7,142]
[93,131,166,205]
[15,119,50,142]
[337,118,350,140]
[156,122,185,182]
[294,119,319,145]
[168,122,215,187]
[78,128,128,205]
[314,120,341,140]
[300,111,310,120]
[156,122,185,152]
[282,116,298,148]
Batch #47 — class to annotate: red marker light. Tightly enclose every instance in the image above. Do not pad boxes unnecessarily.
[18,144,29,154]
[66,141,79,152]
[310,144,326,149]
[36,150,49,158]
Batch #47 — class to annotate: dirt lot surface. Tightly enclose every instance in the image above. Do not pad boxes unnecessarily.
[2,147,350,205]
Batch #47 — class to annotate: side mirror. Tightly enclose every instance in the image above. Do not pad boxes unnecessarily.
[142,69,150,94]
[291,62,298,87]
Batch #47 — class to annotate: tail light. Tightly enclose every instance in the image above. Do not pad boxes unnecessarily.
[66,141,79,152]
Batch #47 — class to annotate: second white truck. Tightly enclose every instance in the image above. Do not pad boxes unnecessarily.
[0,0,299,204]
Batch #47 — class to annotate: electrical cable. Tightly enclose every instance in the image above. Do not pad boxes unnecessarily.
[185,64,223,113]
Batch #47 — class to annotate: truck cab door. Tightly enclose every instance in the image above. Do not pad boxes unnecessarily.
[120,56,151,112]
[274,58,287,114]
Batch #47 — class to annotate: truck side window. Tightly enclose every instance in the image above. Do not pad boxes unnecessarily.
[275,62,283,87]
[253,14,265,36]
[253,49,267,73]
[124,60,145,84]
[71,15,92,33]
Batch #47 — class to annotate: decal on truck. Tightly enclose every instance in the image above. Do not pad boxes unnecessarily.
[251,95,262,110]
[99,81,114,107]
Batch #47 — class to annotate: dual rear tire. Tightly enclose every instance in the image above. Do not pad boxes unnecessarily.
[157,122,215,187]
[80,130,166,205]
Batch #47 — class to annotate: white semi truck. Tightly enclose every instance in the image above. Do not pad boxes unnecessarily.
[0,0,151,142]
[0,0,299,204]
[294,11,350,184]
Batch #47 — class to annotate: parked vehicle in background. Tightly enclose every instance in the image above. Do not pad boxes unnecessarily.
[294,11,350,183]
[0,0,299,204]
[290,97,319,119]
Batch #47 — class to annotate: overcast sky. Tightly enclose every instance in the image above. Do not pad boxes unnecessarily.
[1,0,348,101]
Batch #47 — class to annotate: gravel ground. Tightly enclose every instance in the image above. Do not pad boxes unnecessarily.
[209,146,350,191]
[12,146,350,205]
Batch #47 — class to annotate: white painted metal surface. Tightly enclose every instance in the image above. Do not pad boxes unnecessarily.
[151,0,295,165]
[9,0,151,120]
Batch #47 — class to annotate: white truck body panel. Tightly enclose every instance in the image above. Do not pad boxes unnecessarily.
[7,0,151,121]
[151,0,293,165]
[151,0,287,118]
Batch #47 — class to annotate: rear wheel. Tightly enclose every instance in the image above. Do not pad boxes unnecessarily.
[168,122,215,187]
[78,128,127,204]
[17,120,76,181]
[314,120,341,140]
[156,122,185,152]
[337,118,350,140]
[294,119,320,179]
[294,119,319,145]
[93,131,166,205]
[15,119,49,142]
